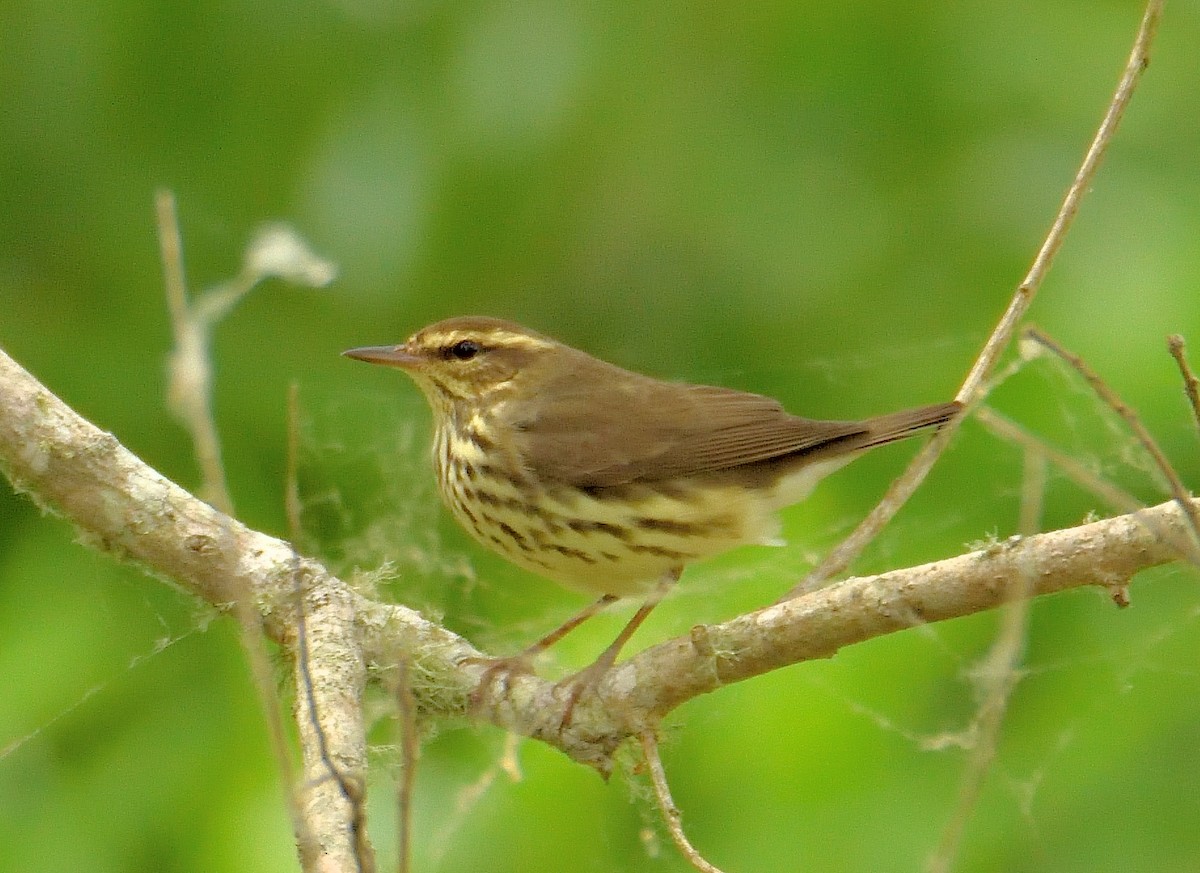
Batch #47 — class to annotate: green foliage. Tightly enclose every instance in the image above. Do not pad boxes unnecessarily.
[2,1,1199,871]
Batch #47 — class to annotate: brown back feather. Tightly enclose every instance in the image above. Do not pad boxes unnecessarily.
[506,348,958,487]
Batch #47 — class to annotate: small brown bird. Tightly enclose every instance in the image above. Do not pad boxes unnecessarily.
[345,317,958,718]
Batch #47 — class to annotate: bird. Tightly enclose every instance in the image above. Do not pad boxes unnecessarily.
[344,316,959,723]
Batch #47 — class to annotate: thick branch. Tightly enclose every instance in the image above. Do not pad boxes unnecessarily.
[607,503,1184,720]
[467,500,1189,771]
[0,345,1190,779]
[0,348,421,868]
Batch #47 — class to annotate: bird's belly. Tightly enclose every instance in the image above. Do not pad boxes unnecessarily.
[437,468,780,597]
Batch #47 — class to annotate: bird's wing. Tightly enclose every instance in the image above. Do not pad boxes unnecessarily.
[506,358,870,487]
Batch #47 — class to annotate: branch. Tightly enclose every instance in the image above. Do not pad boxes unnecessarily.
[785,0,1163,597]
[0,345,407,869]
[568,499,1189,760]
[1,346,1186,780]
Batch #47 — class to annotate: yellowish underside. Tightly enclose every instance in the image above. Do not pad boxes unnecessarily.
[432,422,854,597]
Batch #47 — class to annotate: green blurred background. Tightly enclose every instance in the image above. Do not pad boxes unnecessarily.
[2,0,1199,870]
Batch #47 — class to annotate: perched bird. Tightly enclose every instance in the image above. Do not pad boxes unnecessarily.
[345,316,959,720]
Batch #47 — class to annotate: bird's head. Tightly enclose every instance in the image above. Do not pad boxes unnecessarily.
[343,316,558,414]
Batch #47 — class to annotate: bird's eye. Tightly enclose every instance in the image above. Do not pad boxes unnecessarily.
[446,340,481,361]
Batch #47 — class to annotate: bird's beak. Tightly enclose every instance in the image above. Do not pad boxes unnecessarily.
[342,344,422,369]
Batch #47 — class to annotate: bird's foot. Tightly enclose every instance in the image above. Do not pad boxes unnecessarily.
[553,655,617,731]
[463,653,537,712]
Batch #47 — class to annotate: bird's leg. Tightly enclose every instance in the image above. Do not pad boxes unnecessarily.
[467,594,619,707]
[526,593,620,653]
[557,570,680,729]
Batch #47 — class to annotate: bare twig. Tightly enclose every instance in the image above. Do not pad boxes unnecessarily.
[640,731,727,873]
[156,190,190,343]
[394,658,419,873]
[157,189,235,512]
[784,0,1164,599]
[1018,449,1048,537]
[286,382,305,540]
[281,383,324,867]
[159,195,350,869]
[974,407,1143,514]
[592,500,1192,768]
[221,384,316,865]
[158,195,321,863]
[974,404,1196,607]
[927,448,1044,873]
[1025,326,1200,563]
[161,195,364,871]
[956,0,1159,405]
[429,733,522,866]
[157,193,337,514]
[1168,335,1200,438]
[231,606,305,843]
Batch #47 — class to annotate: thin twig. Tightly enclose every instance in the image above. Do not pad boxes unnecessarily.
[395,657,419,873]
[428,733,522,866]
[159,198,351,867]
[784,0,1163,599]
[927,448,1044,873]
[979,407,1166,606]
[286,382,305,540]
[1167,334,1200,439]
[957,0,1160,404]
[158,204,336,515]
[1025,326,1200,563]
[974,407,1144,514]
[156,189,235,512]
[1018,445,1048,537]
[639,731,727,873]
[158,193,318,860]
[975,404,1196,605]
[277,383,322,866]
[156,189,189,333]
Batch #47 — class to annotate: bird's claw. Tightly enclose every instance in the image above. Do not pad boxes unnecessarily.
[463,654,536,712]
